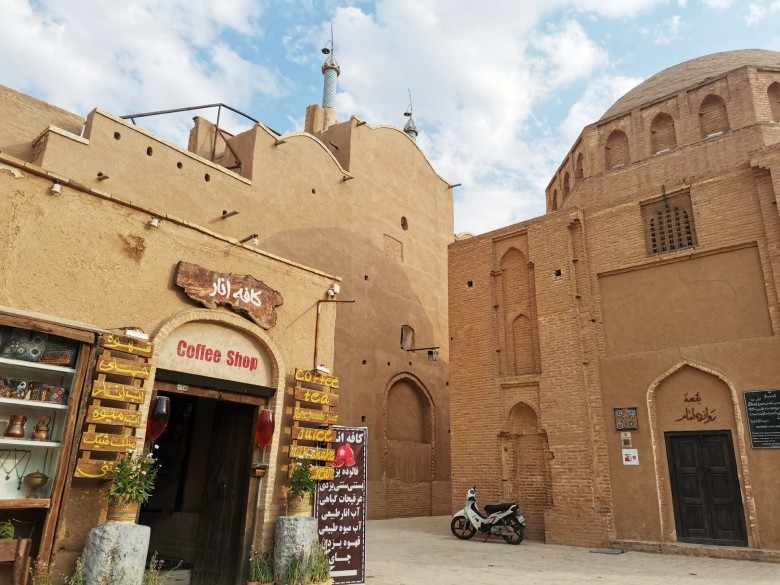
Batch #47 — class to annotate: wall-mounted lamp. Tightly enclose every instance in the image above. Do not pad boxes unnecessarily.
[406,346,440,361]
[327,283,341,298]
[240,234,259,246]
[149,217,161,228]
[97,172,110,181]
[221,210,240,219]
[315,364,332,375]
[50,182,62,195]
[124,328,149,341]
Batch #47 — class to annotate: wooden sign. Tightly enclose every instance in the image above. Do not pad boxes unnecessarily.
[80,432,137,453]
[290,465,335,481]
[294,388,339,407]
[293,406,339,425]
[290,446,336,462]
[100,334,154,357]
[295,369,340,389]
[96,356,150,379]
[91,380,146,404]
[87,405,142,427]
[74,459,117,479]
[292,427,336,443]
[175,261,284,329]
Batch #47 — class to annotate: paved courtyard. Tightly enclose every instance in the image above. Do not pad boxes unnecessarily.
[365,516,780,585]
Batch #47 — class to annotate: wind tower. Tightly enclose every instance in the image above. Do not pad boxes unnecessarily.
[305,25,341,135]
[403,90,418,141]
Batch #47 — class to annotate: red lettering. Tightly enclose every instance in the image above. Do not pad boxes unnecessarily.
[186,344,195,358]
[177,340,186,357]
[213,350,222,363]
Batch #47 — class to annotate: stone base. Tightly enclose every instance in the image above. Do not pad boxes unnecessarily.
[274,516,318,583]
[611,540,780,563]
[83,523,150,585]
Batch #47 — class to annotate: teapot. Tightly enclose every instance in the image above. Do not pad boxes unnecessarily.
[3,415,27,438]
[32,416,52,441]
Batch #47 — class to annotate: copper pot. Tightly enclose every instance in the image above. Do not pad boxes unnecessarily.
[3,415,26,438]
[32,416,51,441]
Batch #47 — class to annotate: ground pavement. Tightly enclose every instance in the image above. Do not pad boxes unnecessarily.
[364,516,780,585]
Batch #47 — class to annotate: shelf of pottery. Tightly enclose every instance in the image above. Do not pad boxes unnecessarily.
[0,326,79,507]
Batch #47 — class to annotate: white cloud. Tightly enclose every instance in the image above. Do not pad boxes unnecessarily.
[745,1,780,25]
[702,0,733,10]
[560,75,643,142]
[653,15,685,44]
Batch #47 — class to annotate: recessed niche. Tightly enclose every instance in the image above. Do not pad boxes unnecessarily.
[401,216,408,230]
[387,361,391,366]
[113,132,121,140]
[554,269,562,277]
[146,147,153,156]
[177,162,183,169]
[361,416,366,423]
[364,275,369,281]
[466,280,474,288]
[311,188,316,194]
[362,360,367,365]
[204,174,211,182]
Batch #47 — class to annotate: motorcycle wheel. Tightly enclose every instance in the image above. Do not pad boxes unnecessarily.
[501,516,525,545]
[450,516,476,540]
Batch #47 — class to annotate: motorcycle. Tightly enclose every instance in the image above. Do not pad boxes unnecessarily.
[450,486,525,545]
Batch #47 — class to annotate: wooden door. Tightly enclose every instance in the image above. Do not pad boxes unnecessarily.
[665,432,747,546]
[192,401,254,585]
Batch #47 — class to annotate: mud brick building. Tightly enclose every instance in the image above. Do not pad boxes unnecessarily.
[449,50,780,555]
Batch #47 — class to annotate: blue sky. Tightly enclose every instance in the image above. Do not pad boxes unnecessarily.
[2,0,780,234]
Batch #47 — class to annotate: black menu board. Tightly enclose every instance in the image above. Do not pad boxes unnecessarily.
[744,390,780,448]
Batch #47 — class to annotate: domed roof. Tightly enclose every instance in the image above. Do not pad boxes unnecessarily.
[600,49,780,120]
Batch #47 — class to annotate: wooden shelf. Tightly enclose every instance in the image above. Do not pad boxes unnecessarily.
[0,438,60,448]
[0,397,67,411]
[0,498,51,509]
[0,357,76,375]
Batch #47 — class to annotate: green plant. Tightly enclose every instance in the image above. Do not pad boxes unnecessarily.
[64,557,85,585]
[304,543,331,583]
[0,519,14,540]
[107,446,159,506]
[142,552,182,585]
[283,553,304,585]
[29,557,52,585]
[289,461,316,496]
[249,544,274,583]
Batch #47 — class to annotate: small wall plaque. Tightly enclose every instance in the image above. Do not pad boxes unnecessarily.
[614,407,638,431]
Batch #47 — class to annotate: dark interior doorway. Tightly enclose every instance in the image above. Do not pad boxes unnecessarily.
[139,390,255,585]
[665,431,747,547]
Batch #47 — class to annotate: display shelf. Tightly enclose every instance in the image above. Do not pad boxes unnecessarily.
[0,397,68,411]
[0,357,76,375]
[0,438,60,449]
[0,498,50,509]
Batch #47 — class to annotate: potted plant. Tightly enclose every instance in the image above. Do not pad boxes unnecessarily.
[106,446,158,522]
[248,544,274,585]
[286,461,316,516]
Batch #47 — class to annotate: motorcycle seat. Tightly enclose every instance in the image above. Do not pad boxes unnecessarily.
[484,502,516,515]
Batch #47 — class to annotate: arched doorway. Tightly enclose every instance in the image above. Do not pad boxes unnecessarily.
[143,310,284,585]
[384,374,434,517]
[501,402,551,541]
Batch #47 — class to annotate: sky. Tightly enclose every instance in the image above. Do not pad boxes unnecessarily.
[1,0,780,235]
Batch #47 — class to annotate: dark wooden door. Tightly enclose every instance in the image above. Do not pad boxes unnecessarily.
[192,401,254,585]
[665,432,747,546]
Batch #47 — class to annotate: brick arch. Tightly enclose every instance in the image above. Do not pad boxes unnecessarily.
[651,112,677,154]
[497,249,540,376]
[768,81,780,121]
[149,308,287,548]
[575,152,584,179]
[501,401,551,541]
[645,360,758,547]
[605,129,629,169]
[699,94,730,138]
[551,189,559,211]
[563,172,571,199]
[382,372,436,517]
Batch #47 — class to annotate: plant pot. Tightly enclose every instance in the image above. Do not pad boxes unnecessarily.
[286,492,313,516]
[106,500,139,523]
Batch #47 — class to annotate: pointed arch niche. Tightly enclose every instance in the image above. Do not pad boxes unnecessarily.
[383,373,435,517]
[646,361,758,547]
[495,248,541,376]
[499,401,551,541]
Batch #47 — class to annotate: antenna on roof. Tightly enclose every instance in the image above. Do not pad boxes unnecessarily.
[403,89,418,140]
[322,23,334,55]
[321,23,340,109]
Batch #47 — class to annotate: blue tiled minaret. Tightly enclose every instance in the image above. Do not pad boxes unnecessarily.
[321,41,340,109]
[403,91,418,141]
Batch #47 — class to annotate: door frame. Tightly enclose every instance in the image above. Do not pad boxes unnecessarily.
[665,430,747,547]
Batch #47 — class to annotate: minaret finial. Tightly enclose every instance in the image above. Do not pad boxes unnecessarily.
[403,89,418,140]
[321,24,340,109]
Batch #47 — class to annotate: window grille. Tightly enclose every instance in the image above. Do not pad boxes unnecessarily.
[642,192,696,255]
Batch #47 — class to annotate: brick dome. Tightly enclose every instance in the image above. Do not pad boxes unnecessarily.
[601,49,780,120]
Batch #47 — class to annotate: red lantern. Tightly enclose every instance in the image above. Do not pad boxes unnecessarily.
[146,396,170,441]
[255,409,275,448]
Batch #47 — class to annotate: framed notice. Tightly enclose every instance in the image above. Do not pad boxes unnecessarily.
[314,426,367,585]
[744,390,780,448]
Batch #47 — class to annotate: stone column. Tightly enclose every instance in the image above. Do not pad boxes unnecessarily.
[82,523,150,585]
[274,516,318,583]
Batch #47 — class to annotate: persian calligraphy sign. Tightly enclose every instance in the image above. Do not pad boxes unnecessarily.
[91,380,145,404]
[100,333,154,357]
[87,405,142,427]
[96,356,150,379]
[315,427,367,584]
[74,459,117,479]
[175,261,284,329]
[744,390,780,448]
[80,432,138,453]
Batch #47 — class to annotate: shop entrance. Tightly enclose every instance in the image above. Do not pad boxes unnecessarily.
[665,431,747,547]
[139,385,256,585]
